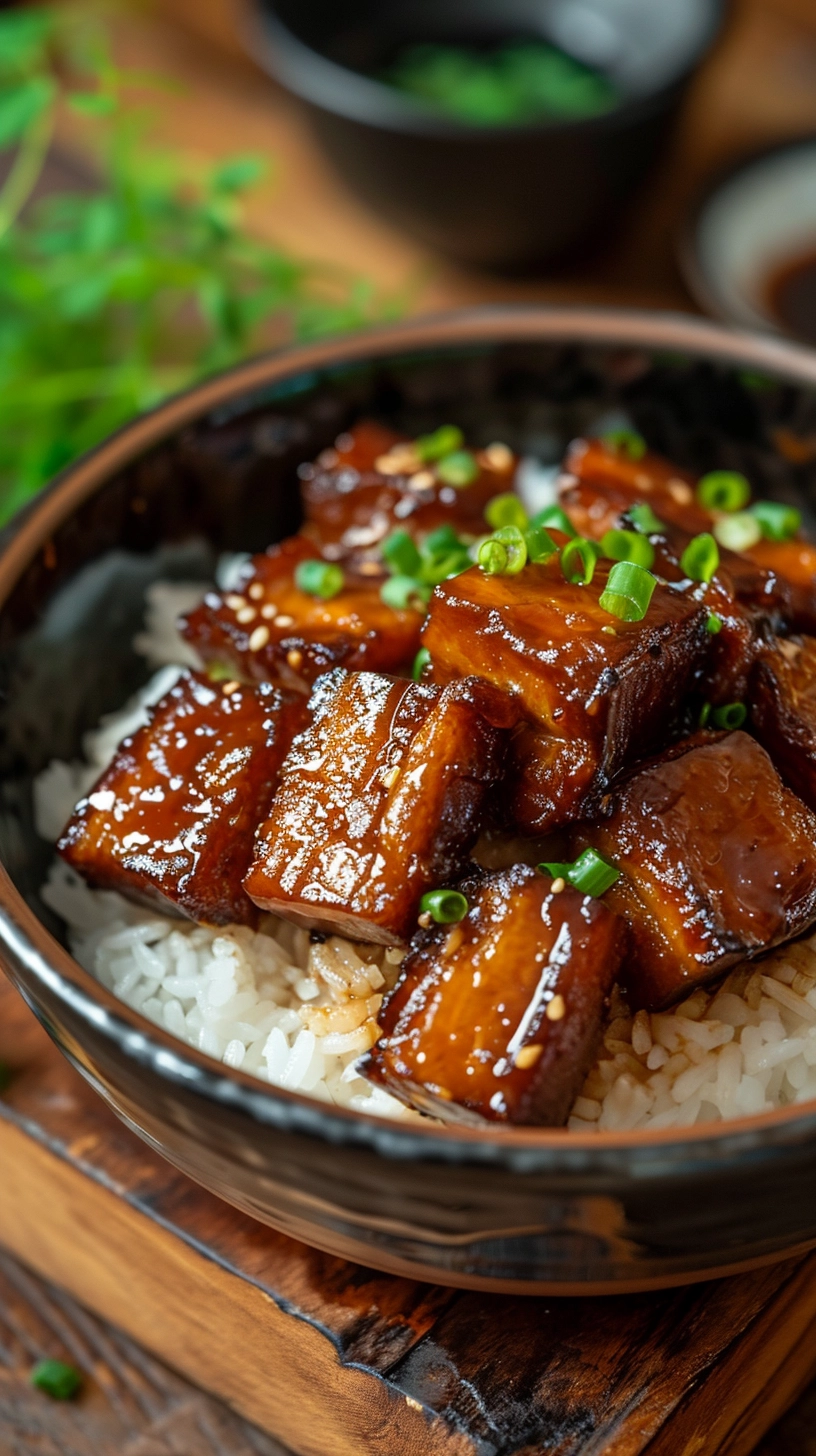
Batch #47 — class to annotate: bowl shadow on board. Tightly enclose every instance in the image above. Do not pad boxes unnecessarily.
[249,0,725,273]
[3,309,816,1294]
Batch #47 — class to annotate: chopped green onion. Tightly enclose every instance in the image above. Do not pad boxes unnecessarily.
[696,470,751,513]
[294,559,345,600]
[602,428,646,460]
[699,701,712,728]
[415,424,464,462]
[750,500,802,542]
[530,504,577,539]
[478,526,527,575]
[30,1360,83,1401]
[712,701,747,730]
[713,511,762,552]
[680,532,719,584]
[706,613,723,635]
[380,575,431,610]
[628,502,665,535]
[419,888,468,924]
[412,646,431,680]
[539,848,620,897]
[420,549,472,585]
[478,538,509,575]
[206,661,239,683]
[598,560,656,621]
[561,537,601,585]
[524,523,558,564]
[382,529,422,577]
[600,528,655,569]
[436,450,479,487]
[424,523,462,557]
[485,492,528,530]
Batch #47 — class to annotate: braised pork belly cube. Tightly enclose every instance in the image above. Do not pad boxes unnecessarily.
[574,730,816,1011]
[750,637,816,813]
[360,865,626,1126]
[745,538,816,634]
[300,421,515,567]
[562,438,712,538]
[244,668,513,944]
[58,672,306,927]
[181,535,422,693]
[421,559,708,834]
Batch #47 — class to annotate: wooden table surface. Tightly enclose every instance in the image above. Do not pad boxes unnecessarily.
[6,1,816,1451]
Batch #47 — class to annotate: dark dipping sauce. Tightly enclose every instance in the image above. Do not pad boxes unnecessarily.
[766,248,816,347]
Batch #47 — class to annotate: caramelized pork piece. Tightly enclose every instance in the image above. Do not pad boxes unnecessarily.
[59,672,306,927]
[301,422,515,565]
[181,535,422,693]
[744,538,816,634]
[750,637,816,812]
[563,438,711,537]
[244,668,513,944]
[574,731,816,1010]
[422,559,708,834]
[361,865,626,1125]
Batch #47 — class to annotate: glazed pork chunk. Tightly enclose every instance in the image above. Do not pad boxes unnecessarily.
[750,637,816,813]
[244,668,513,944]
[59,671,306,927]
[574,731,816,1010]
[422,559,708,834]
[361,865,626,1126]
[562,437,712,538]
[300,421,515,565]
[181,535,422,693]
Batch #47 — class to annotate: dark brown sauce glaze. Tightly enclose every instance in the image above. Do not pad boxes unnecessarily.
[766,248,816,348]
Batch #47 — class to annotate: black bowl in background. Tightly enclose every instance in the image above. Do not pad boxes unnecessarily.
[5,308,816,1295]
[249,0,724,271]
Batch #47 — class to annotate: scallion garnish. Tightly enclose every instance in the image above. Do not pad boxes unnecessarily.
[30,1360,83,1401]
[628,502,664,535]
[478,538,508,574]
[600,528,655,569]
[699,702,712,728]
[294,559,345,600]
[680,532,719,584]
[539,849,620,897]
[415,424,463,462]
[696,470,751,513]
[419,888,468,924]
[424,523,462,556]
[598,560,656,621]
[436,450,479,487]
[478,525,527,576]
[712,701,747,730]
[412,646,431,680]
[706,613,723,634]
[713,511,762,552]
[485,492,528,531]
[382,529,422,577]
[524,523,558,564]
[380,575,431,611]
[560,537,601,585]
[750,500,802,542]
[530,504,577,539]
[420,549,472,585]
[602,428,646,460]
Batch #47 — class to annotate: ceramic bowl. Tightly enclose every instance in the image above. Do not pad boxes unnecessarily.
[4,307,816,1295]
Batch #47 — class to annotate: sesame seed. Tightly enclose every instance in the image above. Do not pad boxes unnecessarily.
[225,594,246,611]
[248,583,264,600]
[381,765,401,789]
[221,681,240,696]
[441,925,464,959]
[482,442,513,472]
[286,648,303,670]
[360,560,384,576]
[408,470,435,491]
[514,1043,542,1069]
[550,877,566,894]
[248,625,270,651]
[376,447,421,476]
[601,625,617,636]
[634,473,652,491]
[667,478,693,505]
[236,606,257,624]
[546,994,566,1021]
[273,614,295,629]
[418,911,432,929]
[261,603,277,619]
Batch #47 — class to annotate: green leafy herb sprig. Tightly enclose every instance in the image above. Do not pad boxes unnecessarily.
[0,6,396,525]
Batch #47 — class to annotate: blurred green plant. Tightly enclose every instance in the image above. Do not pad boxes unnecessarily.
[0,6,396,525]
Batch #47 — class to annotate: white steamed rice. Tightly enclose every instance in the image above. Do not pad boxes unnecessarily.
[34,571,816,1131]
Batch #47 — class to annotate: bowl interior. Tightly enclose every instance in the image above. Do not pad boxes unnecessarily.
[261,0,720,106]
[3,325,816,985]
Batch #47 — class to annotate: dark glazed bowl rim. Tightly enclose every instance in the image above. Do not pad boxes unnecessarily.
[7,305,816,1175]
[249,0,725,140]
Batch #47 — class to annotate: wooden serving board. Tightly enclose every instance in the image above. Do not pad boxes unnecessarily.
[5,978,816,1456]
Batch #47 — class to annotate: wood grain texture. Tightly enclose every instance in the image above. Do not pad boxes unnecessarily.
[5,972,816,1456]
